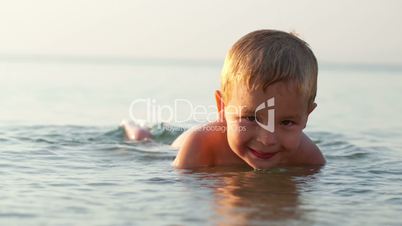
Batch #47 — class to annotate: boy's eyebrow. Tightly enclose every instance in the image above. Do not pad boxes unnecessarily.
[240,108,299,115]
[239,107,302,119]
[279,114,301,119]
[240,107,255,114]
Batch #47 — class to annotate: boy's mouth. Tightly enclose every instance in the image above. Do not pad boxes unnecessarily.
[249,147,278,160]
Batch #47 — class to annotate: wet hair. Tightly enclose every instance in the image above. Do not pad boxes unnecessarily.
[220,29,318,106]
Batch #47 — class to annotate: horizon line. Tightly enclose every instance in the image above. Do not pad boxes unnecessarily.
[1,53,402,72]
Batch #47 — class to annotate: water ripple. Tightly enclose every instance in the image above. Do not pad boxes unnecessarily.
[1,126,402,226]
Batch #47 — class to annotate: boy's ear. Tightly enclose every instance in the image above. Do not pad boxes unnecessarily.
[308,102,317,115]
[215,90,225,121]
[303,102,317,129]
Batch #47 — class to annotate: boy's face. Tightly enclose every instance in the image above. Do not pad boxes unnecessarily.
[220,81,315,169]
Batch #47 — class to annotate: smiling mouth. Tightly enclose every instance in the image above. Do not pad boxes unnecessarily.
[249,148,278,160]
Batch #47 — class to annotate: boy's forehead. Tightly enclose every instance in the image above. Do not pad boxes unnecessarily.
[230,81,299,102]
[228,82,308,112]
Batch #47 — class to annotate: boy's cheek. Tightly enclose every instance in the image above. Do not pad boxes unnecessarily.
[227,123,253,146]
[226,119,240,130]
[227,121,250,134]
[279,132,303,151]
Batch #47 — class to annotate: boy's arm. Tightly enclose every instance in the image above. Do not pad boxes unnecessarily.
[298,132,326,165]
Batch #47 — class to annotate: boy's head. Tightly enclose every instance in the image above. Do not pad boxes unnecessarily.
[215,30,318,169]
[220,29,317,107]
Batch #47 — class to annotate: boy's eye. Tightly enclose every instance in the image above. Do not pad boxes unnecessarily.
[281,120,295,126]
[243,116,257,122]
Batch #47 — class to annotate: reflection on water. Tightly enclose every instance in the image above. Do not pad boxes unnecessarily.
[181,166,321,225]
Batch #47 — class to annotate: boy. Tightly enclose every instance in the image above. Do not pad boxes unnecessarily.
[123,29,325,169]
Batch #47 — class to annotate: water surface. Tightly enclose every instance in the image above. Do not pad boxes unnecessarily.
[1,61,402,225]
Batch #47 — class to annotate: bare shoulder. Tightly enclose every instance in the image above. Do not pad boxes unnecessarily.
[297,132,326,165]
[172,122,225,169]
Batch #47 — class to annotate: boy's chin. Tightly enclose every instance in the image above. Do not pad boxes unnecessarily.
[244,153,281,170]
[248,162,277,170]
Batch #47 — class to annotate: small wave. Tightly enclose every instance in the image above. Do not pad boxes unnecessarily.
[149,122,186,144]
[89,122,186,146]
[1,125,119,146]
[309,131,379,161]
[88,127,124,144]
[86,182,119,187]
[0,212,36,218]
[141,177,179,185]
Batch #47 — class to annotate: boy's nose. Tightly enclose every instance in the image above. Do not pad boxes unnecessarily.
[256,128,277,146]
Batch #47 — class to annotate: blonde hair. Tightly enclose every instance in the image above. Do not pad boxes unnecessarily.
[220,29,318,106]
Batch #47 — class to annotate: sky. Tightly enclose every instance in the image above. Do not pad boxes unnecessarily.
[0,0,401,65]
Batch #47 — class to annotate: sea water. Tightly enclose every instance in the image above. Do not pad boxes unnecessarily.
[1,60,402,226]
